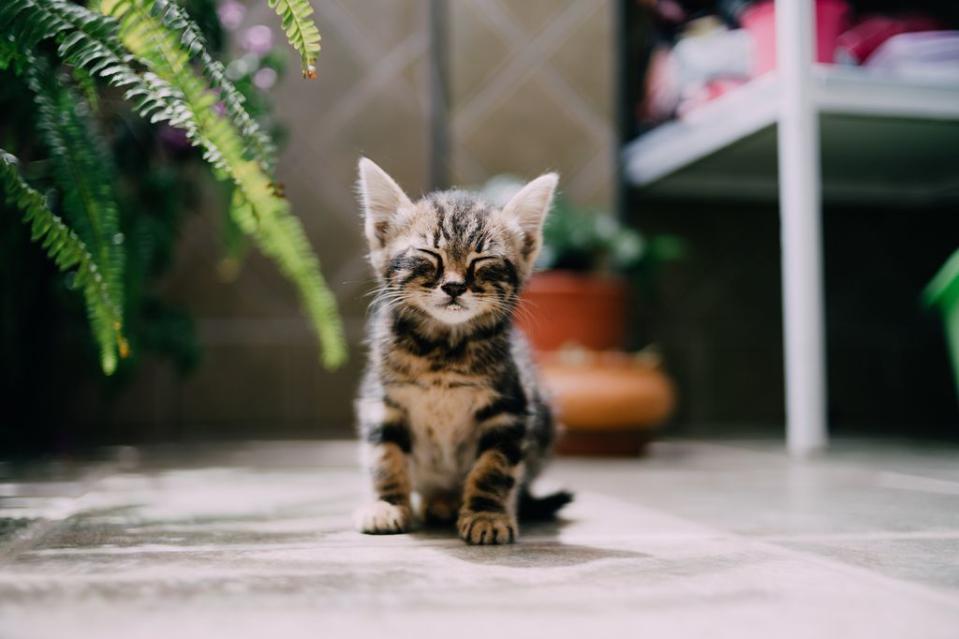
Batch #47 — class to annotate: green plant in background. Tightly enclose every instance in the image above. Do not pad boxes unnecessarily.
[923,248,959,398]
[1,150,128,371]
[0,0,345,376]
[539,196,647,273]
[482,175,685,275]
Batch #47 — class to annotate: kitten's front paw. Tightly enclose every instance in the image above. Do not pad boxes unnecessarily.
[354,500,412,534]
[457,510,517,545]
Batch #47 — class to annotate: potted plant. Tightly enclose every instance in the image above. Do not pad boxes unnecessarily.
[0,0,341,451]
[519,192,644,351]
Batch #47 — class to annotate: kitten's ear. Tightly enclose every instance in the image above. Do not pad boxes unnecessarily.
[502,173,558,263]
[357,157,413,250]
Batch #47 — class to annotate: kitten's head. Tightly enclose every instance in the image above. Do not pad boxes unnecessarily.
[357,157,557,328]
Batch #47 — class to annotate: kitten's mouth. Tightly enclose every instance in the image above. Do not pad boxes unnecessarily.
[428,298,475,324]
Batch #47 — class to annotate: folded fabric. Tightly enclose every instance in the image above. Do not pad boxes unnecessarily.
[836,15,942,65]
[866,31,959,84]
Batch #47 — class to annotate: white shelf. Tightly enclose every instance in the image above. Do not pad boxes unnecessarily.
[623,65,959,203]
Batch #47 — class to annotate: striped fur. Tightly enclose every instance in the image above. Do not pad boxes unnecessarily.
[353,158,569,544]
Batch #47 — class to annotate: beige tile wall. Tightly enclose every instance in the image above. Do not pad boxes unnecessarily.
[90,0,614,439]
[450,0,613,206]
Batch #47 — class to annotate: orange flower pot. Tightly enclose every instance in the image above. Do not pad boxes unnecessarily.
[540,351,676,456]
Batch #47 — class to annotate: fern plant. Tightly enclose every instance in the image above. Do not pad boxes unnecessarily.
[27,57,127,374]
[1,150,129,372]
[0,0,346,373]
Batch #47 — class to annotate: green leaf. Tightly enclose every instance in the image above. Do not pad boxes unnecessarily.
[1,149,128,374]
[266,0,321,78]
[69,65,100,111]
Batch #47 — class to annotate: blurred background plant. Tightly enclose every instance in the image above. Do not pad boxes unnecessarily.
[0,0,337,452]
[483,174,685,276]
[924,248,959,398]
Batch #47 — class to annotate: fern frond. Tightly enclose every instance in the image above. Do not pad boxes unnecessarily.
[149,0,277,171]
[101,0,346,367]
[0,0,255,173]
[0,34,24,72]
[70,65,100,111]
[0,0,185,133]
[1,150,128,374]
[230,189,345,367]
[27,60,125,325]
[0,0,344,367]
[218,186,250,281]
[0,0,72,58]
[266,0,321,79]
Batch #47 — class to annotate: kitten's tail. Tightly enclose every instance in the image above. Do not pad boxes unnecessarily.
[518,489,574,521]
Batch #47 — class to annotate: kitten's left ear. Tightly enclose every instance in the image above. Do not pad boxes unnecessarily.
[502,173,558,262]
[357,157,413,251]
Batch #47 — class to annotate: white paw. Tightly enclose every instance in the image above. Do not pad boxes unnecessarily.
[354,500,412,534]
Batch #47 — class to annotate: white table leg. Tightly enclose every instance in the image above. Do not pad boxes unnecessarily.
[776,0,828,455]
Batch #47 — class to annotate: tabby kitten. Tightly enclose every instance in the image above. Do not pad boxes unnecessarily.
[354,158,571,545]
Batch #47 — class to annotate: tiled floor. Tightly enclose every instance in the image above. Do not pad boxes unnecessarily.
[1,439,958,638]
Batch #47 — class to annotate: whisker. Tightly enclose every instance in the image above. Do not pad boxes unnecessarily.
[512,296,542,332]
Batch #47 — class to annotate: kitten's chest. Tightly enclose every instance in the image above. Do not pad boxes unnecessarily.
[390,378,493,490]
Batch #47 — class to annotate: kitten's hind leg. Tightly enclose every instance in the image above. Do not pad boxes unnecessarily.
[355,440,413,534]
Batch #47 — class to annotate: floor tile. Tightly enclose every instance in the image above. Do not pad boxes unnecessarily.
[1,439,958,639]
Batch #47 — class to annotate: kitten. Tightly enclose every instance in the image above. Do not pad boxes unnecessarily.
[353,158,572,545]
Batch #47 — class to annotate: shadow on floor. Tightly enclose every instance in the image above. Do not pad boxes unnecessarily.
[412,517,650,568]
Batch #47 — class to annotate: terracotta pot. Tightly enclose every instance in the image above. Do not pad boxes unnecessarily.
[538,351,676,456]
[542,353,676,429]
[517,271,626,352]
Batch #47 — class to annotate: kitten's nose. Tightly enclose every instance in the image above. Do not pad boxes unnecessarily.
[441,281,467,299]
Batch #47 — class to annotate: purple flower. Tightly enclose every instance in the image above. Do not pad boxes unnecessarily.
[253,67,277,90]
[241,25,273,55]
[217,0,245,30]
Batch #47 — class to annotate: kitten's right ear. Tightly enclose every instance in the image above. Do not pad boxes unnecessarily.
[357,157,412,251]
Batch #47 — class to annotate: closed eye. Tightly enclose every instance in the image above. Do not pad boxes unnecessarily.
[470,256,497,268]
[416,248,442,263]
